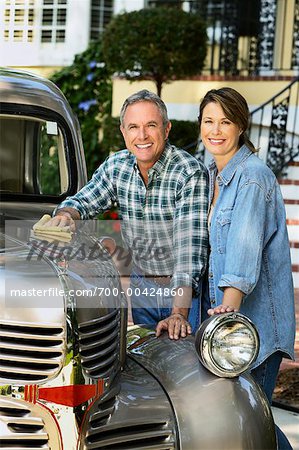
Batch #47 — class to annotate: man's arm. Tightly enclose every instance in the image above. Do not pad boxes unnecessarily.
[44,156,117,228]
[171,168,209,293]
[156,166,209,339]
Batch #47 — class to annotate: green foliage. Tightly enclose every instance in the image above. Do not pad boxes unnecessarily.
[102,7,207,96]
[169,119,199,154]
[51,41,112,176]
[40,133,60,195]
[101,116,125,153]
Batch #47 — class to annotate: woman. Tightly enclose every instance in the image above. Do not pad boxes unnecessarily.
[198,87,295,449]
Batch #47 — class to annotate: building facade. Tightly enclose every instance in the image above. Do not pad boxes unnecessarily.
[0,0,114,75]
[1,0,298,78]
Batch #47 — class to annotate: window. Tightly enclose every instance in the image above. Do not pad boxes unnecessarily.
[27,29,33,41]
[41,0,67,43]
[42,9,53,25]
[89,0,113,40]
[41,29,52,42]
[0,115,69,196]
[3,0,35,43]
[13,29,23,40]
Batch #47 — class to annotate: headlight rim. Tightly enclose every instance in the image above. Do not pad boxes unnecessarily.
[195,312,260,378]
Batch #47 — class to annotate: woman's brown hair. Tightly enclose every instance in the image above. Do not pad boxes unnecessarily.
[198,87,257,153]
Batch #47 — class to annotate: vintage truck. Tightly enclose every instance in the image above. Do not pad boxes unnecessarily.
[0,68,277,449]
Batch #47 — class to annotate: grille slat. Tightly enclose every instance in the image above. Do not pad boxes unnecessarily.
[0,321,65,383]
[0,354,61,365]
[1,342,62,354]
[89,385,119,430]
[81,340,118,362]
[78,310,121,379]
[80,327,119,350]
[0,364,59,376]
[79,319,118,339]
[82,352,117,373]
[0,398,51,450]
[78,310,119,330]
[0,331,63,341]
[85,421,175,449]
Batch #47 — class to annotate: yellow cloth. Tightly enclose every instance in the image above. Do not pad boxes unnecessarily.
[32,214,73,243]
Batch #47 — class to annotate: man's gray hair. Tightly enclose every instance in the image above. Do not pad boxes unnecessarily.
[120,89,169,128]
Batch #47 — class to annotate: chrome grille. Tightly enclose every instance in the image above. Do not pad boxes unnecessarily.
[88,385,119,429]
[85,419,175,449]
[0,397,50,449]
[78,309,121,379]
[0,321,65,384]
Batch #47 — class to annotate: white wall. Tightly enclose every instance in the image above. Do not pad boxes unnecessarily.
[114,0,144,14]
[0,0,91,67]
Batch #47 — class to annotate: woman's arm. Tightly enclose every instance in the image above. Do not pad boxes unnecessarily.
[208,286,243,315]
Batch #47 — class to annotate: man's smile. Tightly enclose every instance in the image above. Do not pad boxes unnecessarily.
[136,143,152,149]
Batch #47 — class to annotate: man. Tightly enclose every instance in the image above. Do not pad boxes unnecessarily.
[47,90,208,339]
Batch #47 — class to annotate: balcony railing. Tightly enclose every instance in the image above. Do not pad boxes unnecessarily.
[249,76,299,177]
[149,0,299,76]
[205,0,298,76]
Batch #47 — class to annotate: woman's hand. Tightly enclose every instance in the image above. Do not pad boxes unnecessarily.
[208,287,243,316]
[208,304,239,316]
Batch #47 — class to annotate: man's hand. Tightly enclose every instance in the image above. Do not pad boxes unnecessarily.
[44,214,75,231]
[43,208,80,232]
[156,309,191,340]
[156,286,192,339]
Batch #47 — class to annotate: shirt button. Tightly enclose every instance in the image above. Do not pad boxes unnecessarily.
[208,272,213,278]
[210,299,216,305]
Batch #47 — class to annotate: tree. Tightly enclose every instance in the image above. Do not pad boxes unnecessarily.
[102,7,207,97]
[51,41,112,176]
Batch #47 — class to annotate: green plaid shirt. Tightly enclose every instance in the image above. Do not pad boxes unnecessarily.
[59,143,209,290]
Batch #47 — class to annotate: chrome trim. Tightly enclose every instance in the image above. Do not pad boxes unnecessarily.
[195,312,260,378]
[80,359,176,450]
[78,309,121,379]
[0,397,61,449]
[0,320,65,384]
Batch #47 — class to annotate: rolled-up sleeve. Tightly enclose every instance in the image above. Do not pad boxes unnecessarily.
[218,181,272,295]
[172,169,209,291]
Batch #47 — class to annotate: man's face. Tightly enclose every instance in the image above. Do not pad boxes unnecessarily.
[120,101,171,169]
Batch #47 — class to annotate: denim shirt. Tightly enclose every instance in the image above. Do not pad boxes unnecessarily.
[208,145,295,368]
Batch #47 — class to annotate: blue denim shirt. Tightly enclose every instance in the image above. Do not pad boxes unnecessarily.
[208,145,295,368]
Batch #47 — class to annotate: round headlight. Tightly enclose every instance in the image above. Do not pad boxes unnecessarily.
[195,312,259,378]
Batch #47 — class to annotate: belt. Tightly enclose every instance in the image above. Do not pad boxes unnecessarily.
[133,267,172,286]
[144,274,172,286]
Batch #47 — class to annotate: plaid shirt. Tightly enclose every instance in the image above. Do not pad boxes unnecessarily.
[58,143,209,290]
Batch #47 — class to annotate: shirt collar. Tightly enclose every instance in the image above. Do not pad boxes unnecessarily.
[151,142,172,175]
[208,145,252,185]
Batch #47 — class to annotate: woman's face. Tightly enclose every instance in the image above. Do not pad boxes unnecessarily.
[200,101,241,166]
